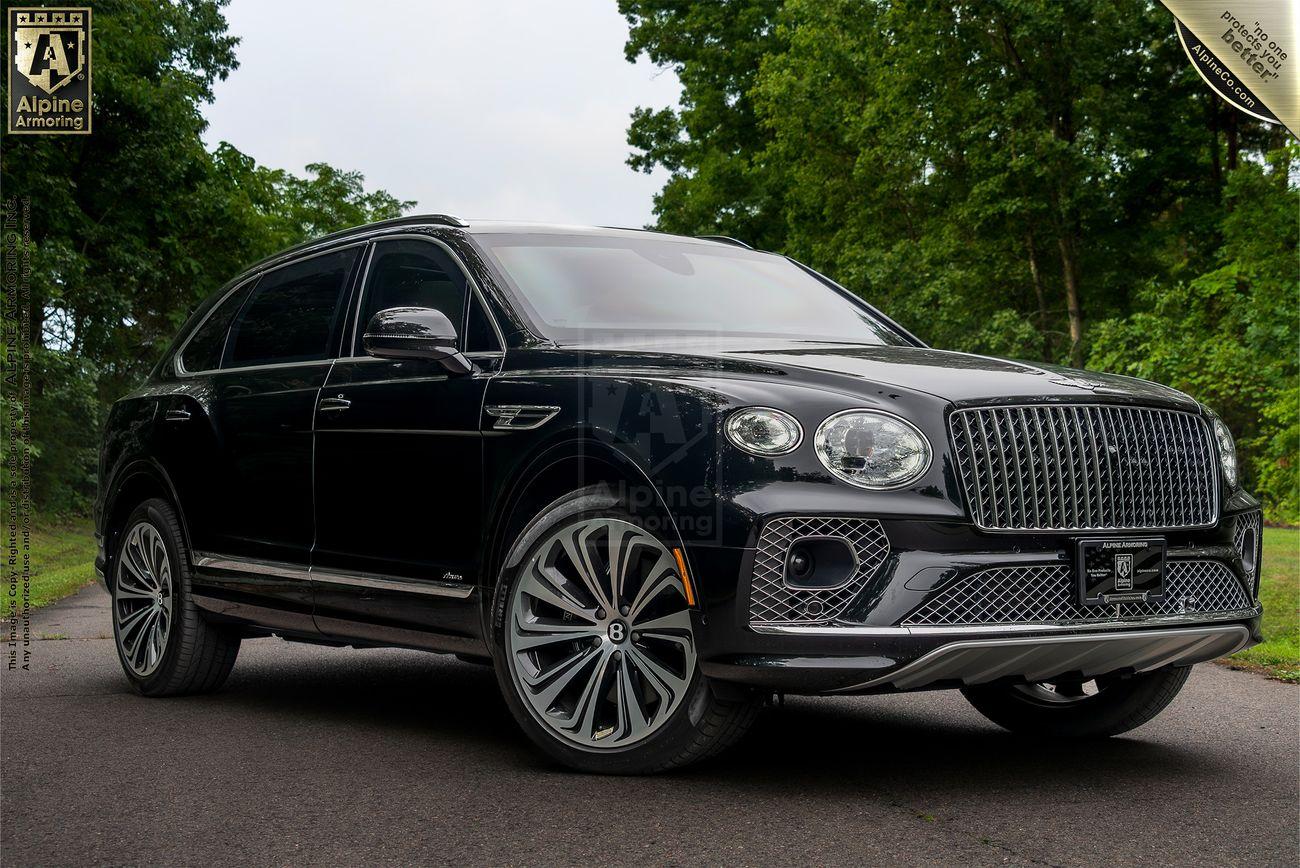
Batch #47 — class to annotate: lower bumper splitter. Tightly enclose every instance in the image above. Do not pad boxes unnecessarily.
[836,624,1251,692]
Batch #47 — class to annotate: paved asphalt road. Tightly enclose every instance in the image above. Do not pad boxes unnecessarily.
[2,584,1296,867]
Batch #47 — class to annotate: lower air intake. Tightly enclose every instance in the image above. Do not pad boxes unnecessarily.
[749,517,889,625]
[902,560,1251,627]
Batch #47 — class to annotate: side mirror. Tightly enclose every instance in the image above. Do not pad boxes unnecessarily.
[362,307,473,374]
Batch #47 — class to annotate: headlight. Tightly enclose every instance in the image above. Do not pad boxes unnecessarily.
[814,410,931,489]
[1211,416,1238,488]
[725,407,803,456]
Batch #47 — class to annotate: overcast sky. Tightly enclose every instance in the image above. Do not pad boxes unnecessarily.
[202,0,681,227]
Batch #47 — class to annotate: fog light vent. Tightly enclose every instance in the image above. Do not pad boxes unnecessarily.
[1232,511,1262,599]
[749,517,889,625]
[784,537,858,590]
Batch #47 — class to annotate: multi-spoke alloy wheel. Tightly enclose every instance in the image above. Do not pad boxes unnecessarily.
[114,521,174,677]
[110,498,239,697]
[1010,677,1109,705]
[506,517,697,750]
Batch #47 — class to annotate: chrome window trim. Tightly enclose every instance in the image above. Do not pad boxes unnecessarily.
[192,552,475,599]
[174,273,260,377]
[184,358,336,377]
[176,241,369,378]
[347,233,508,358]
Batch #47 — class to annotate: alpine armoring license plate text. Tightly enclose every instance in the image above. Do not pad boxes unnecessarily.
[1077,538,1166,606]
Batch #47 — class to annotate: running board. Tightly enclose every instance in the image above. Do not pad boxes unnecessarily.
[837,625,1252,692]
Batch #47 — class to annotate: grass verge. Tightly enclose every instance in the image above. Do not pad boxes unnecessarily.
[1225,527,1299,683]
[22,518,98,610]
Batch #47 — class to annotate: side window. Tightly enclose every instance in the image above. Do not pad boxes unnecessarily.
[226,248,360,368]
[354,240,468,354]
[464,291,502,353]
[181,279,256,372]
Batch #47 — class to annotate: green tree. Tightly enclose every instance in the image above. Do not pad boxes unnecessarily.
[1090,147,1300,520]
[623,0,1297,520]
[1,1,411,513]
[621,0,787,247]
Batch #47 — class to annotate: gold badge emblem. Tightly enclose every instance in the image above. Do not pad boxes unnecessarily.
[7,7,92,134]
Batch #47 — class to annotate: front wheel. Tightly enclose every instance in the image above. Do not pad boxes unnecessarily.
[961,665,1192,738]
[111,498,240,696]
[491,488,759,773]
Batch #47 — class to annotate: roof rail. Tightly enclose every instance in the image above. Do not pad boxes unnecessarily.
[697,234,753,249]
[242,213,468,273]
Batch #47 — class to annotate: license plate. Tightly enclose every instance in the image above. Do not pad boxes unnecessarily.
[1077,538,1166,606]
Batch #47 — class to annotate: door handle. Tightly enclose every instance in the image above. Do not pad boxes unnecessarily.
[318,395,351,412]
[164,408,192,422]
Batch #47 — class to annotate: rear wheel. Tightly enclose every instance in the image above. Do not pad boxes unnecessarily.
[111,499,240,696]
[961,665,1192,738]
[491,488,759,773]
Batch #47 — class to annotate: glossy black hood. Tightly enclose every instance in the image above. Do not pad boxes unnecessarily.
[560,338,1200,410]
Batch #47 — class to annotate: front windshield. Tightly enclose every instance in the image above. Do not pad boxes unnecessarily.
[474,232,908,345]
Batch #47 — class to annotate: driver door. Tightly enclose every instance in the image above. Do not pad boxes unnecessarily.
[311,237,501,642]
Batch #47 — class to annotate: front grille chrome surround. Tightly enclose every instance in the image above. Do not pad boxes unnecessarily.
[949,404,1219,532]
[749,517,889,625]
[902,560,1251,627]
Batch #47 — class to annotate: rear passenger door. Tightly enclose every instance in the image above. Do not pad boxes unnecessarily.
[202,245,362,564]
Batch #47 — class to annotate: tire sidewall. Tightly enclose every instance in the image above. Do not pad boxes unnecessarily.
[111,499,189,695]
[962,665,1192,737]
[489,491,713,773]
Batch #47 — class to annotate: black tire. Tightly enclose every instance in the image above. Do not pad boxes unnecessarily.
[490,486,760,774]
[111,498,240,696]
[961,665,1192,738]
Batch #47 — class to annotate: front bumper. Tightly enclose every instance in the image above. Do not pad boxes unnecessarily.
[687,507,1263,695]
[700,618,1261,694]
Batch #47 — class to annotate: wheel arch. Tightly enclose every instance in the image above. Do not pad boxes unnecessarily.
[481,436,686,600]
[102,459,191,584]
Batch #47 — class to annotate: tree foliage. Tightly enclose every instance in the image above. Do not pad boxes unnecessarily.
[622,0,1299,521]
[1,1,411,513]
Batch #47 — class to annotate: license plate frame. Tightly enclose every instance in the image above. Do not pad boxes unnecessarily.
[1076,537,1166,606]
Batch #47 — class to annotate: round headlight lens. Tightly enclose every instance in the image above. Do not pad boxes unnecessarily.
[815,410,931,489]
[1212,416,1237,488]
[725,407,803,456]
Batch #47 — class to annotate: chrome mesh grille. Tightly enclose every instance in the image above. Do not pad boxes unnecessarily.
[949,404,1219,531]
[749,517,889,625]
[902,560,1250,627]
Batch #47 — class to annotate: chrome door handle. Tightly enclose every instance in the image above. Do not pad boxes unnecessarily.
[318,395,351,412]
[164,408,192,422]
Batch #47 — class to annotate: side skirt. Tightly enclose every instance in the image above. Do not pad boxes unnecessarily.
[191,552,487,656]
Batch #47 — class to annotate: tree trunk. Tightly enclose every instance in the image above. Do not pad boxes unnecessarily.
[1025,230,1050,358]
[1057,232,1084,368]
[1208,104,1222,192]
[1225,109,1239,171]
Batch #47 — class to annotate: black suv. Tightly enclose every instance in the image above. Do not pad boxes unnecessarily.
[96,215,1263,773]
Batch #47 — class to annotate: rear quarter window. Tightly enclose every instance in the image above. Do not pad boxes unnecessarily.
[180,280,255,373]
